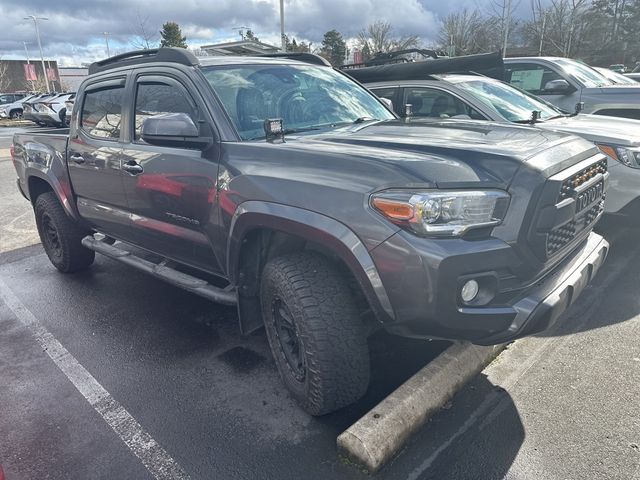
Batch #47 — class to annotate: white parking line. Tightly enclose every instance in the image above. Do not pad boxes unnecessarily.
[0,278,191,480]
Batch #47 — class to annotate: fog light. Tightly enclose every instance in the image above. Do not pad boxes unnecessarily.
[461,279,479,303]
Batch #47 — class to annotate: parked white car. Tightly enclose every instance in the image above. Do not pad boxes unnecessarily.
[0,93,36,119]
[31,93,74,127]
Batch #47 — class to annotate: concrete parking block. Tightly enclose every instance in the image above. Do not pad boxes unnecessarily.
[337,341,506,473]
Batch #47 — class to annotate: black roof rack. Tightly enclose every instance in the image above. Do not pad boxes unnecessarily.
[259,52,332,67]
[88,48,199,75]
[343,52,504,83]
[341,49,444,70]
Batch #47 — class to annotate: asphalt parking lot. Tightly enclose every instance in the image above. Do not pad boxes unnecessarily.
[1,126,639,479]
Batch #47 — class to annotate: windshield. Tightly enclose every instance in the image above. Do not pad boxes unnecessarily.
[596,68,637,85]
[202,64,394,140]
[554,58,609,88]
[454,78,562,122]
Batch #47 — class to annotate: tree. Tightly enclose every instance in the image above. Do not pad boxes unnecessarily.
[285,35,312,53]
[131,10,158,50]
[438,9,497,55]
[244,29,260,42]
[159,22,187,48]
[320,30,347,66]
[357,21,419,59]
[0,60,10,92]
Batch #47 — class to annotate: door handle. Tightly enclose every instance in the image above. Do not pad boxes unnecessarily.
[122,162,143,175]
[69,154,85,164]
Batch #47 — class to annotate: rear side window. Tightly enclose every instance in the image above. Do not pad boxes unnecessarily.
[81,85,124,140]
[134,82,197,141]
[402,87,484,119]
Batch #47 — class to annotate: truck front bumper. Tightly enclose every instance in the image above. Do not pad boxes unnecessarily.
[371,231,609,345]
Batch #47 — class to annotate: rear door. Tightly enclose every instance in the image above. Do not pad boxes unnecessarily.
[67,77,131,239]
[119,69,222,273]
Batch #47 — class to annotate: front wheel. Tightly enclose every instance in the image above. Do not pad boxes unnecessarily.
[261,252,370,415]
[9,110,23,120]
[34,192,95,273]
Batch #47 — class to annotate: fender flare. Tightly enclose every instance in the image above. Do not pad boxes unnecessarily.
[20,142,81,221]
[228,201,395,322]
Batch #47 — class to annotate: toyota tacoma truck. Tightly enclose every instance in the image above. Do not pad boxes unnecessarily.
[11,48,609,415]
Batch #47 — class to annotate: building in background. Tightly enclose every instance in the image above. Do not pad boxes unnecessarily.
[0,59,59,92]
[200,39,280,56]
[58,67,88,91]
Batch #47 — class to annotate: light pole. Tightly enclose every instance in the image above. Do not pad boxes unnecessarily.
[103,32,111,57]
[279,0,286,52]
[539,12,547,56]
[24,15,50,92]
[502,0,512,57]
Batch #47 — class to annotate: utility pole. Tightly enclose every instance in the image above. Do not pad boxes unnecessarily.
[539,12,547,56]
[103,32,111,57]
[502,0,512,57]
[25,15,50,92]
[280,0,286,52]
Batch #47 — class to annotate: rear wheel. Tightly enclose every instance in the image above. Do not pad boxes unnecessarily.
[34,192,95,272]
[261,252,370,415]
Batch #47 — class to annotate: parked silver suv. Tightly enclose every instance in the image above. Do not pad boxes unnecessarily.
[504,57,640,120]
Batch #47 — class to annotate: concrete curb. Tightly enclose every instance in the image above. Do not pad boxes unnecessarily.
[337,341,506,473]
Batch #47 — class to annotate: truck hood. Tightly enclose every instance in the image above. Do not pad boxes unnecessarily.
[539,114,640,147]
[284,118,586,187]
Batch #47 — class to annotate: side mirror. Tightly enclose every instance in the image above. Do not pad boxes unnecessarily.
[544,79,572,93]
[380,97,394,111]
[141,113,209,148]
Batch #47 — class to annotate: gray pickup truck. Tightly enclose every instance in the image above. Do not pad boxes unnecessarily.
[503,57,640,120]
[11,48,609,415]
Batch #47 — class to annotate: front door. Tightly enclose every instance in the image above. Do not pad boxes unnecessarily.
[67,77,131,239]
[119,72,222,274]
[504,62,580,112]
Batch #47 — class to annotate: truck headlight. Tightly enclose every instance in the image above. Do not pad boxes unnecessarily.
[597,144,640,168]
[371,189,510,237]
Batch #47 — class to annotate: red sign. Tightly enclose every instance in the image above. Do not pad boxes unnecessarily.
[24,64,37,81]
[46,67,57,81]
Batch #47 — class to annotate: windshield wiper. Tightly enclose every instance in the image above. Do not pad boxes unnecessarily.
[352,116,378,124]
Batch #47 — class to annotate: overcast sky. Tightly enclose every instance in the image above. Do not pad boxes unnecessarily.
[0,0,536,66]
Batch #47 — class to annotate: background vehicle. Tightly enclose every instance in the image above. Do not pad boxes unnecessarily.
[0,94,37,119]
[61,93,76,126]
[594,67,638,85]
[503,57,640,120]
[32,93,74,127]
[0,92,27,105]
[11,48,609,415]
[608,64,626,73]
[350,55,640,217]
[22,93,55,125]
[625,65,640,83]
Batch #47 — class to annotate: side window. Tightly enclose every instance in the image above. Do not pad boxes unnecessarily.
[403,87,485,119]
[0,95,12,104]
[81,85,124,140]
[134,81,197,141]
[505,63,563,95]
[371,87,398,112]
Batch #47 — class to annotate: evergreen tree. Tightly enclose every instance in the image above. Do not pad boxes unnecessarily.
[160,22,188,48]
[320,30,347,66]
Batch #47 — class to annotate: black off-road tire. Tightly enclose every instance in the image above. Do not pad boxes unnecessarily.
[261,252,370,415]
[9,109,23,120]
[34,192,95,273]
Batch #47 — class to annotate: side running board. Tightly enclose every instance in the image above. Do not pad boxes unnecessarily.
[81,235,237,306]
